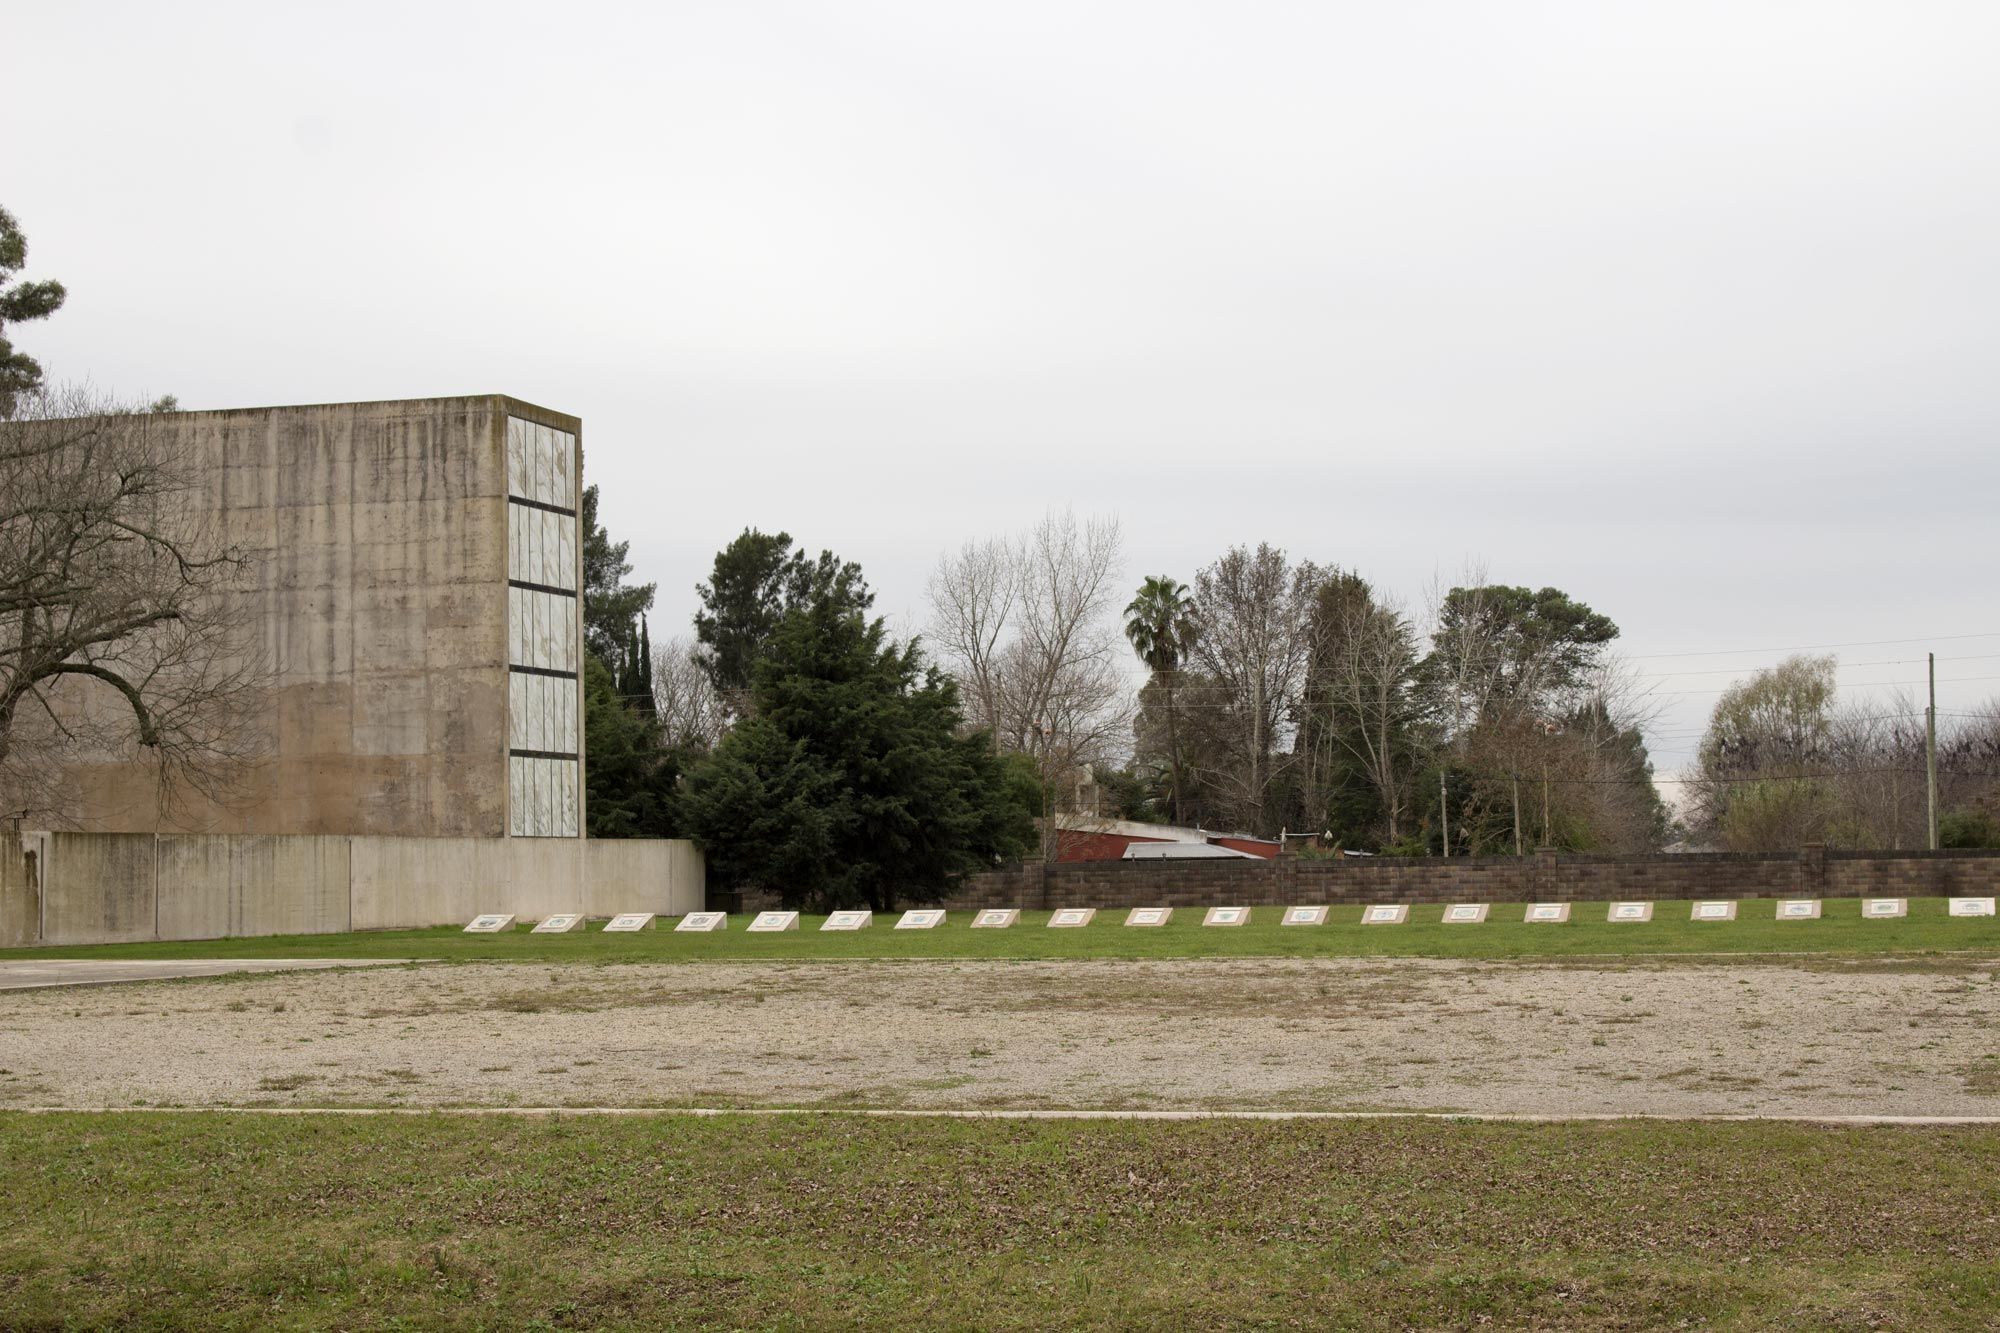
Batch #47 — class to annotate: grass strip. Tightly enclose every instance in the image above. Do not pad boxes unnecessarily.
[1,1111,1996,1329]
[10,896,1996,964]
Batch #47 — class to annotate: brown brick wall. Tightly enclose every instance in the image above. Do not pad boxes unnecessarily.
[929,846,2000,911]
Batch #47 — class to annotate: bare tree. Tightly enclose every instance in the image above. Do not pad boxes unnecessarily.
[924,510,1130,858]
[0,385,261,823]
[1297,574,1422,844]
[650,633,728,753]
[1184,544,1320,835]
[923,536,1019,746]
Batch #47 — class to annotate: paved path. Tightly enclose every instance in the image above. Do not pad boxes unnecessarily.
[0,959,413,991]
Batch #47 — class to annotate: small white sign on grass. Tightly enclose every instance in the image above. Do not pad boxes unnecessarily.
[1949,897,1997,917]
[745,911,799,932]
[1607,902,1652,923]
[971,909,1019,929]
[1441,904,1488,924]
[464,914,515,933]
[1691,900,1737,922]
[895,909,945,930]
[1776,900,1821,920]
[1125,907,1172,927]
[1361,904,1408,925]
[530,914,583,934]
[675,912,727,932]
[1862,898,1907,919]
[822,910,873,931]
[1281,905,1329,926]
[1524,903,1570,923]
[1203,906,1250,927]
[603,913,656,932]
[1048,908,1096,928]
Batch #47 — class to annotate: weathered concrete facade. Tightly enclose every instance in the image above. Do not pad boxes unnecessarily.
[55,395,581,840]
[4,395,710,946]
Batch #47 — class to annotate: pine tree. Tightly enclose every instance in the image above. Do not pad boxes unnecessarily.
[683,581,1029,910]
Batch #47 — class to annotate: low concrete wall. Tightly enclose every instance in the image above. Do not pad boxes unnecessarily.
[153,835,355,939]
[43,834,158,945]
[585,838,704,919]
[3,832,702,946]
[0,836,36,948]
[937,846,2000,912]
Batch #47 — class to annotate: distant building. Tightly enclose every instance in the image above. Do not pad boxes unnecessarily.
[1121,841,1258,861]
[1052,816,1281,862]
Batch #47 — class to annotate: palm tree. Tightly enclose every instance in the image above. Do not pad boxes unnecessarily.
[1124,576,1197,824]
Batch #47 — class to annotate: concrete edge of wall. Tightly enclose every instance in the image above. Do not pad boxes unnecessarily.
[1,832,704,947]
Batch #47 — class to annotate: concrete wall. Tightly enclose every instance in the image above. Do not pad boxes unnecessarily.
[155,835,352,939]
[46,395,581,841]
[41,833,159,945]
[932,846,2000,912]
[585,838,705,919]
[2,832,701,946]
[0,836,37,948]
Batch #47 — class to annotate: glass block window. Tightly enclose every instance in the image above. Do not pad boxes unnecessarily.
[505,417,581,837]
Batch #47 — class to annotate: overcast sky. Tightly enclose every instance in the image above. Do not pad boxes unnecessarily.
[11,1,1998,779]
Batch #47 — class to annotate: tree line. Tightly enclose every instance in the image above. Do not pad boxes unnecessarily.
[1690,653,2000,851]
[927,523,1668,856]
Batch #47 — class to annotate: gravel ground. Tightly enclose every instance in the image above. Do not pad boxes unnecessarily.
[1,956,1997,1116]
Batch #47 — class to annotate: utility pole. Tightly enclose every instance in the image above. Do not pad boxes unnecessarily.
[1542,758,1552,847]
[1512,773,1522,856]
[1037,718,1056,863]
[1538,718,1558,850]
[1439,770,1449,858]
[1926,652,1939,851]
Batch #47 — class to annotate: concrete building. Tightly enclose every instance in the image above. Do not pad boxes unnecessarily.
[2,395,701,946]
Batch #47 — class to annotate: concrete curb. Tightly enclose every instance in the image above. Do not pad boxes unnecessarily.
[9,1106,2000,1125]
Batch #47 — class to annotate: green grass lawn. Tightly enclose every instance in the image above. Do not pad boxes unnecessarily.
[0,1111,1995,1329]
[11,896,1996,964]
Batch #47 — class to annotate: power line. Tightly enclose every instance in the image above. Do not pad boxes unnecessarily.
[1620,630,2000,661]
[1622,652,2000,681]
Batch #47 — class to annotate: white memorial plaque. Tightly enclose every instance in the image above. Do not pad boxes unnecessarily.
[603,912,657,932]
[1048,908,1096,928]
[895,909,945,929]
[1441,903,1489,924]
[822,910,874,931]
[1608,902,1652,922]
[971,909,1019,929]
[1281,905,1329,926]
[1524,903,1570,923]
[1125,907,1173,927]
[464,913,515,933]
[1691,900,1737,922]
[1775,899,1821,920]
[1203,906,1250,927]
[530,913,583,934]
[746,911,800,932]
[1949,897,1997,917]
[675,912,728,932]
[1362,904,1408,925]
[1862,898,1907,919]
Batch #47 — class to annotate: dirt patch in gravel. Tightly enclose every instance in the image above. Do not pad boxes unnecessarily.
[1,956,1997,1115]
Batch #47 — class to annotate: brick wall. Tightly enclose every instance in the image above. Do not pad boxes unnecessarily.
[927,846,2000,911]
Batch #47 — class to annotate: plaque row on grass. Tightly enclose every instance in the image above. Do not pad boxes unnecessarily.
[466,896,1997,934]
